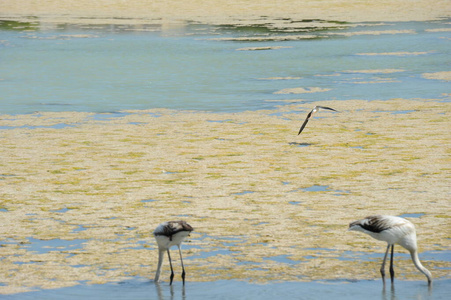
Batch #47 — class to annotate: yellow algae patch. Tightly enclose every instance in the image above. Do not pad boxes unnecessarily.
[350,78,401,84]
[328,29,416,36]
[274,87,331,94]
[422,71,451,82]
[343,69,405,74]
[236,46,292,51]
[0,99,450,294]
[356,51,430,56]
[258,77,302,80]
[210,35,318,42]
[0,0,449,23]
[425,28,451,32]
[23,34,99,40]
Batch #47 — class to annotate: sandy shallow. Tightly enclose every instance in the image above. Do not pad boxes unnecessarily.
[1,0,450,26]
[0,99,450,294]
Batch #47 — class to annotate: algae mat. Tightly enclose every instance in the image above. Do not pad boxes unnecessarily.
[1,0,450,23]
[0,99,450,294]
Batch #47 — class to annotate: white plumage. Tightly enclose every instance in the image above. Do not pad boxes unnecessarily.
[154,220,193,285]
[349,215,432,286]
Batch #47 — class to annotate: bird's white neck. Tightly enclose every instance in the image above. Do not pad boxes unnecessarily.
[410,249,432,286]
[154,249,165,282]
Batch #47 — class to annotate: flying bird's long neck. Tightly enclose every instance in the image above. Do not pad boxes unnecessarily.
[155,249,165,282]
[410,249,432,285]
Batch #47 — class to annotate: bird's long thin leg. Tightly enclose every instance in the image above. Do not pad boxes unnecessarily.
[167,249,175,285]
[389,245,395,284]
[380,244,391,285]
[178,245,186,285]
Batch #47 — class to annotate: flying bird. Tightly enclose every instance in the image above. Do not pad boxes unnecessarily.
[298,106,338,135]
[349,215,432,286]
[154,220,194,285]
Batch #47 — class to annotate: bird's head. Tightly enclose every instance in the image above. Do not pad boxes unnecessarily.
[348,220,362,232]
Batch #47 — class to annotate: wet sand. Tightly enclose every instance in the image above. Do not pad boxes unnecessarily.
[1,0,450,25]
[0,99,450,294]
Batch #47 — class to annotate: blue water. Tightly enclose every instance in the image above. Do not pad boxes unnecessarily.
[23,237,87,254]
[0,19,450,114]
[3,278,450,300]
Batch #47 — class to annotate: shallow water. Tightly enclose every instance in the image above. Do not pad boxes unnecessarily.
[0,19,450,114]
[3,278,450,300]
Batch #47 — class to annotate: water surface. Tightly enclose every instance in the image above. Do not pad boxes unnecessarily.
[0,19,449,114]
[3,278,449,300]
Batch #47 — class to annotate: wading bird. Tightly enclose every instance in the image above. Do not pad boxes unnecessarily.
[349,215,432,286]
[298,106,338,135]
[154,220,193,285]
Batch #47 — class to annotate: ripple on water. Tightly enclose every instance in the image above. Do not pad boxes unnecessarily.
[6,277,451,300]
[22,237,88,254]
[232,190,255,196]
[398,213,425,218]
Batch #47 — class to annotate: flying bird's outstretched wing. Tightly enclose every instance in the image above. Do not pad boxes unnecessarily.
[297,106,338,135]
[297,110,314,135]
[316,106,338,112]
